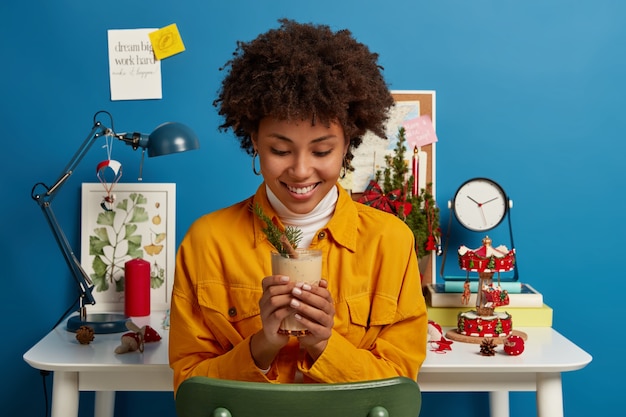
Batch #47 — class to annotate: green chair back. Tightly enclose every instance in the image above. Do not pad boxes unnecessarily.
[176,376,421,417]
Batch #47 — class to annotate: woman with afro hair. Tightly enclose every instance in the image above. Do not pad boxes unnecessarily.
[169,19,427,392]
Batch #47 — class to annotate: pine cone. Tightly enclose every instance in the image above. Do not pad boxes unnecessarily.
[479,338,497,356]
[76,325,95,345]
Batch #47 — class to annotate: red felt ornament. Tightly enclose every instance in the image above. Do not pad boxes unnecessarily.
[503,335,525,356]
[114,322,162,354]
[425,235,436,251]
[427,320,453,354]
[424,198,438,251]
[143,325,162,343]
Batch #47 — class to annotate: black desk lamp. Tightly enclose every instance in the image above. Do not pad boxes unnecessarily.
[31,111,199,333]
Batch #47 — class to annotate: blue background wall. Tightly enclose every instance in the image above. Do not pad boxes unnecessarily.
[2,1,621,416]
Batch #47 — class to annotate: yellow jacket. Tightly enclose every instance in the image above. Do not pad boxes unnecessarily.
[169,184,427,392]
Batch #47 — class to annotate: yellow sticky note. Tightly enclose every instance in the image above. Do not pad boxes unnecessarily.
[149,23,185,60]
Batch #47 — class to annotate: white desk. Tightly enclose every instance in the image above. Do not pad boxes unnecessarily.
[24,312,591,417]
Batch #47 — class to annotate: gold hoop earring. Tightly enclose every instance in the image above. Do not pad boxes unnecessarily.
[340,157,348,179]
[252,151,261,176]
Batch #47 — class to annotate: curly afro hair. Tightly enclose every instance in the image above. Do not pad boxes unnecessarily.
[213,19,394,167]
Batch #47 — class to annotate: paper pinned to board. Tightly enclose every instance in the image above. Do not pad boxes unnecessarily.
[402,114,438,149]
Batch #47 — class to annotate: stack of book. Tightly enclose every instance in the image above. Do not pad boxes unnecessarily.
[424,282,552,327]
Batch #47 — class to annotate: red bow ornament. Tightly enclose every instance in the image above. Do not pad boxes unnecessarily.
[358,181,412,217]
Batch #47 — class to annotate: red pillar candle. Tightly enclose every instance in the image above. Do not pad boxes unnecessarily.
[124,258,150,317]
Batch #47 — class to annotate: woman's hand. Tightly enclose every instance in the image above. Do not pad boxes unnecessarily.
[291,279,335,359]
[250,274,293,369]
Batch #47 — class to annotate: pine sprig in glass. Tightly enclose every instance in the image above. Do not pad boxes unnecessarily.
[253,204,303,257]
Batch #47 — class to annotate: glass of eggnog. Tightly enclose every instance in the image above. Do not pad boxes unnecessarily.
[271,249,322,336]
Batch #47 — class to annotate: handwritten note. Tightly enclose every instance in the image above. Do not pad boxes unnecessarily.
[149,24,186,60]
[107,29,162,101]
[402,115,438,149]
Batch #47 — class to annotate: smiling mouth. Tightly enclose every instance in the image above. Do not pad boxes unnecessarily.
[286,183,318,195]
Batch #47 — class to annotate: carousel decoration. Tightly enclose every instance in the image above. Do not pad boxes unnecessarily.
[445,236,527,347]
[458,235,515,317]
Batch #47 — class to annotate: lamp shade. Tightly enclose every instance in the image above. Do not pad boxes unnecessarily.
[147,122,200,157]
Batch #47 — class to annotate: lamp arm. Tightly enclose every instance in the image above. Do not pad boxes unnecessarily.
[39,200,96,311]
[31,121,112,319]
[41,122,112,200]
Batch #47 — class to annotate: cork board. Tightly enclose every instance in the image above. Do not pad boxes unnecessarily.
[343,90,437,285]
[342,90,436,196]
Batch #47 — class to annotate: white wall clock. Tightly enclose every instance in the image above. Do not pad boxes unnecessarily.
[450,178,511,232]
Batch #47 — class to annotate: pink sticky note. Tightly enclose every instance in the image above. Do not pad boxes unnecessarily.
[402,115,438,148]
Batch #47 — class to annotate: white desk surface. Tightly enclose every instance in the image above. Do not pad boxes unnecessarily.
[25,313,170,371]
[23,311,592,417]
[23,311,591,378]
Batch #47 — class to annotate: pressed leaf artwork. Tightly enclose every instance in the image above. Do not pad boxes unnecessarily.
[88,192,168,294]
[81,183,176,311]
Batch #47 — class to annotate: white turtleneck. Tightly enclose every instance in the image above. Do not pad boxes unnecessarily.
[266,184,338,248]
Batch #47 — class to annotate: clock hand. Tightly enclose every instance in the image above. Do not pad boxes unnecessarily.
[466,195,481,205]
[481,197,498,205]
[479,206,487,225]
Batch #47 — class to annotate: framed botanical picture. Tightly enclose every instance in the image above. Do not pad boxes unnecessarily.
[80,182,176,312]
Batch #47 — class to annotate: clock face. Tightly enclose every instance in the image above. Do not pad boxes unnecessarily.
[452,178,508,232]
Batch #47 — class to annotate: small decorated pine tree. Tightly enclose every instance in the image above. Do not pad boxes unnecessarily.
[375,127,440,257]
